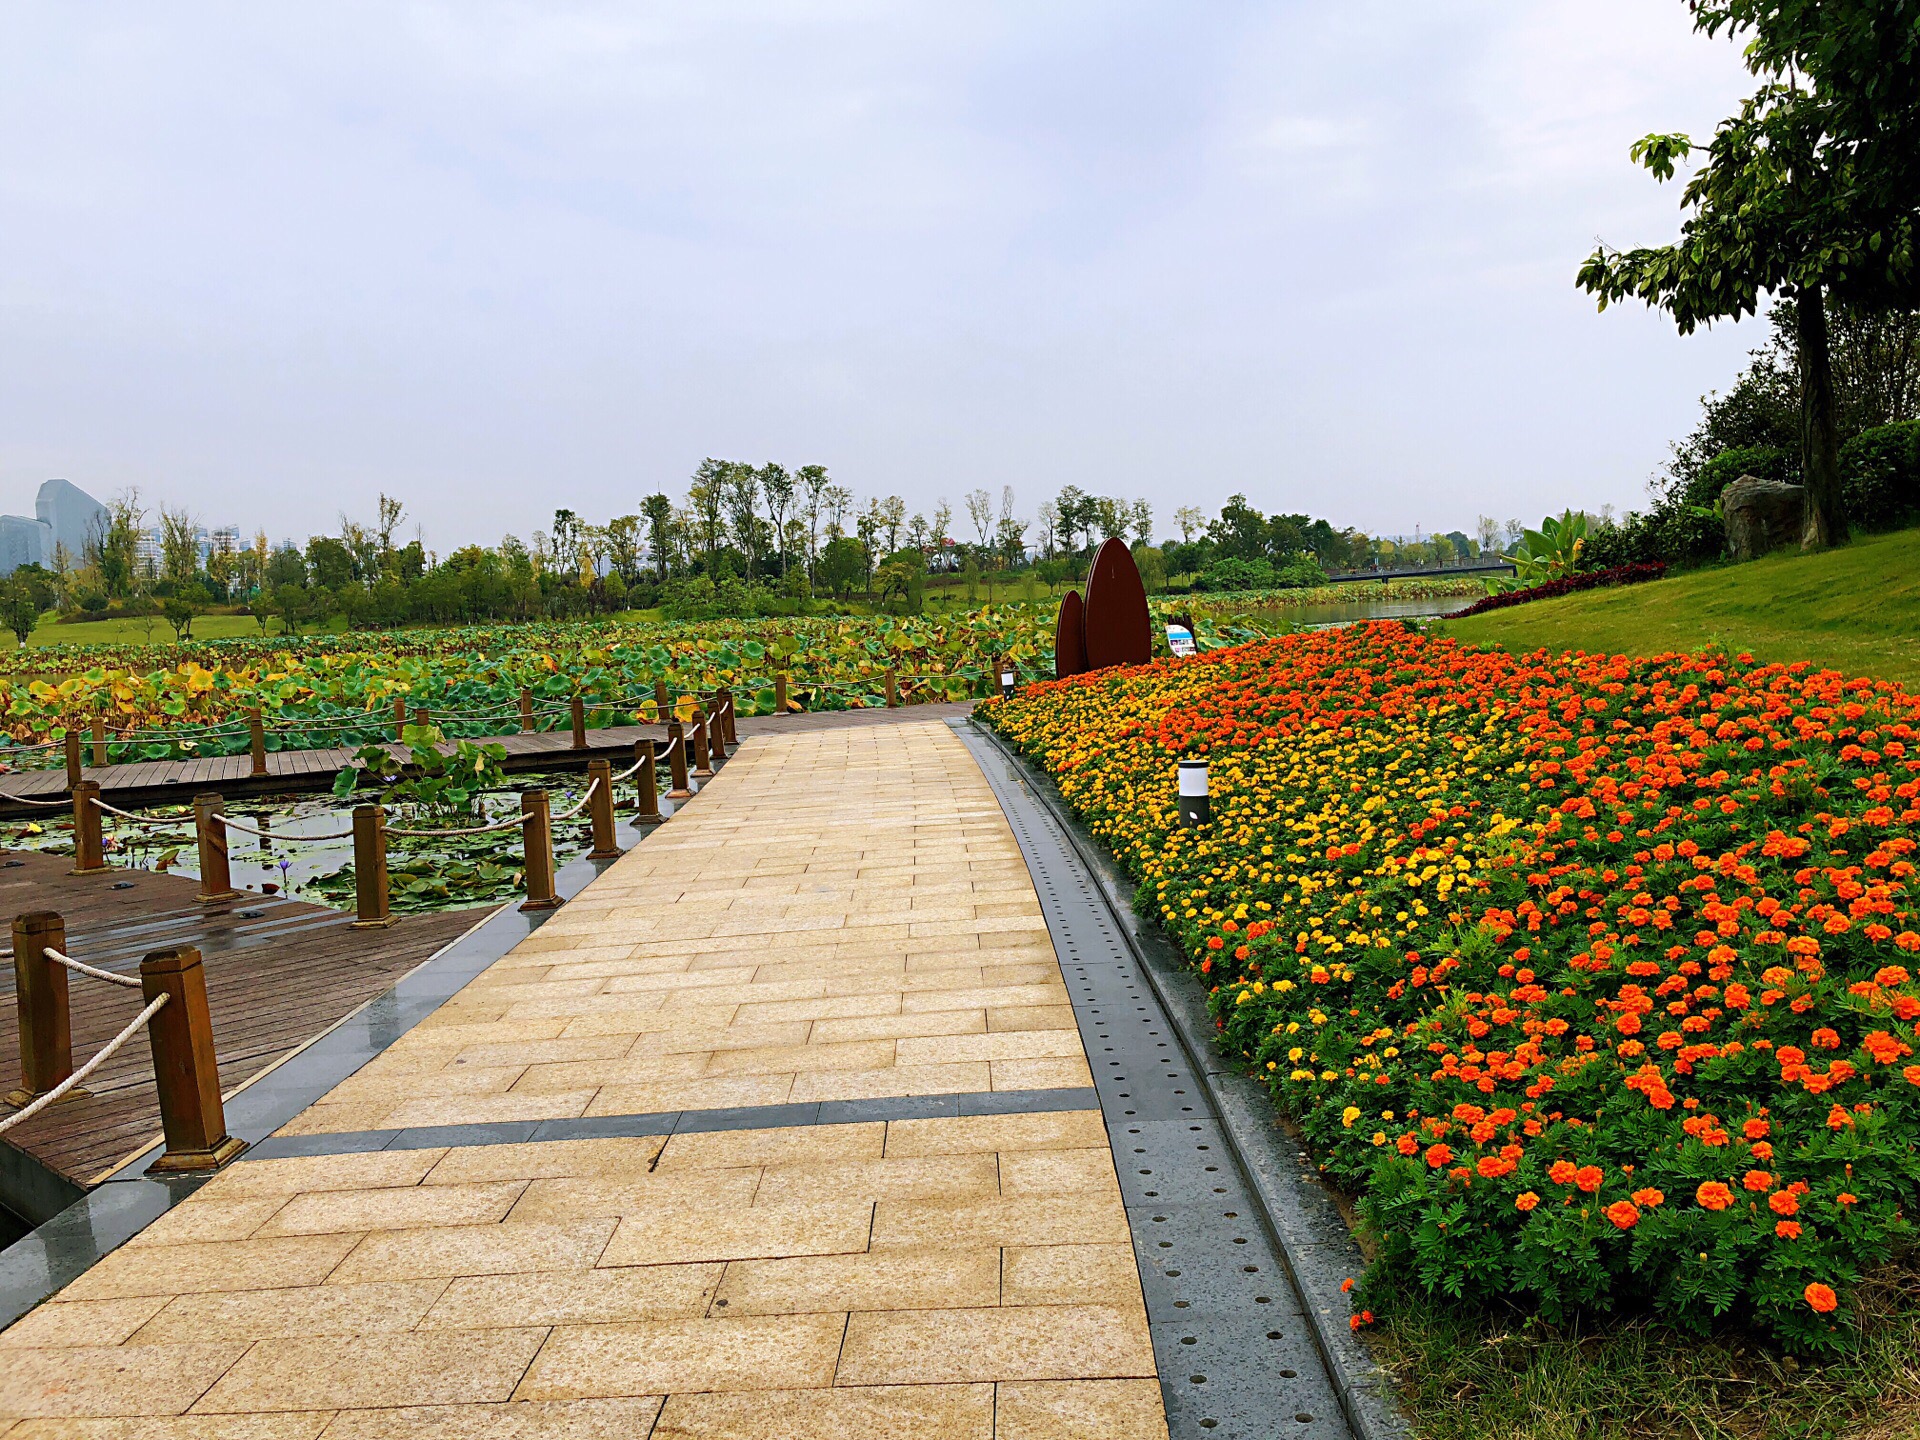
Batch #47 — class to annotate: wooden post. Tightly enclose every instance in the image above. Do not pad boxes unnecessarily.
[90,719,107,767]
[692,708,714,780]
[392,695,408,739]
[194,793,242,904]
[248,708,268,777]
[70,781,106,875]
[65,728,82,792]
[775,674,789,715]
[706,693,728,764]
[350,804,393,928]
[410,705,430,733]
[653,679,670,724]
[519,688,535,732]
[666,722,692,800]
[586,759,621,860]
[885,668,898,708]
[140,945,246,1172]
[571,695,588,751]
[721,687,738,745]
[632,739,663,824]
[519,790,562,912]
[6,912,76,1108]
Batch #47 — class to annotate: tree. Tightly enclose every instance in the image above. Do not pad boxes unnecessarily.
[1577,2,1920,549]
[1035,501,1058,558]
[158,504,200,588]
[817,535,866,599]
[1128,499,1153,546]
[162,594,201,641]
[758,464,794,575]
[687,459,728,572]
[641,494,675,581]
[0,578,41,646]
[305,536,355,591]
[87,490,144,599]
[879,495,906,554]
[1173,505,1205,543]
[375,494,405,568]
[965,489,994,549]
[797,464,830,574]
[724,463,763,577]
[1053,486,1090,550]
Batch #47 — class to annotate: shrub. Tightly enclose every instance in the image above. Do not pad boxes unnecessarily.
[1453,564,1667,618]
[1839,422,1920,533]
[1687,446,1793,511]
[985,626,1920,1352]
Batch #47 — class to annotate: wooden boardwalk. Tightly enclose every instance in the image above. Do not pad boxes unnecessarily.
[0,701,977,819]
[0,852,485,1204]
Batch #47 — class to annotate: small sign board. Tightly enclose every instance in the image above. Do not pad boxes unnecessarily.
[1165,620,1196,658]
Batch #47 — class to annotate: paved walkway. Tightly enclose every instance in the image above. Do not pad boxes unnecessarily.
[0,721,1170,1438]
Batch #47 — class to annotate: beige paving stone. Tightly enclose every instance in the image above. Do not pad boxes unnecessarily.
[789,1063,991,1104]
[127,1281,450,1345]
[993,1379,1169,1440]
[274,1102,403,1137]
[0,1296,170,1348]
[375,1091,597,1130]
[424,1137,666,1186]
[516,1314,846,1399]
[193,1330,548,1413]
[701,1039,896,1077]
[328,1219,615,1284]
[652,1383,993,1439]
[507,1169,760,1222]
[751,1154,999,1206]
[1000,1246,1145,1307]
[806,1011,985,1044]
[420,1264,722,1329]
[598,1200,874,1266]
[4,1417,331,1439]
[712,1246,1000,1316]
[883,1111,1109,1158]
[317,1397,663,1439]
[254,1181,527,1237]
[893,1031,1083,1066]
[508,1052,709,1093]
[870,1195,1129,1250]
[997,1149,1123,1198]
[584,1073,793,1116]
[0,1343,248,1417]
[836,1305,1155,1385]
[121,1198,288,1248]
[59,1235,364,1303]
[985,1005,1080,1033]
[991,1056,1095,1091]
[652,1122,885,1171]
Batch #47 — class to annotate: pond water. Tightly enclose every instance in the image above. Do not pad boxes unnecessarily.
[3,766,666,913]
[1277,596,1480,628]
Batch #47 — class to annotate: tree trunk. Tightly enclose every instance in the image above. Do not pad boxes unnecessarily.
[1796,285,1848,550]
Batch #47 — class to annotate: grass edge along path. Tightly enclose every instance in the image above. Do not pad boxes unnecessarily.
[981,624,1920,1440]
[1438,528,1920,690]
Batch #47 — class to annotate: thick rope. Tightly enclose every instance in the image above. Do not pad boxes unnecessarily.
[217,813,355,841]
[551,776,600,821]
[386,811,527,839]
[0,992,169,1134]
[89,796,196,825]
[43,946,144,989]
[2,791,74,807]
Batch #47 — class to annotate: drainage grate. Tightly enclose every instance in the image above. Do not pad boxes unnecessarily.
[955,723,1350,1440]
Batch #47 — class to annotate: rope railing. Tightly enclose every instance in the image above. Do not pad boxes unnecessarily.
[90,795,196,825]
[0,993,169,1134]
[385,810,528,839]
[217,813,355,841]
[44,944,144,989]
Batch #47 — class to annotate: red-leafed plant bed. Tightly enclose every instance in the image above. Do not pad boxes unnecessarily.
[1454,564,1669,618]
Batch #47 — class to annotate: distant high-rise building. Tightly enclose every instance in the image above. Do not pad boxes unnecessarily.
[0,478,106,577]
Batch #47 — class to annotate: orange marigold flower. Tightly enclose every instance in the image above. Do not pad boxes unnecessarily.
[1424,1143,1454,1169]
[1775,1220,1802,1239]
[1837,1192,1858,1206]
[1631,1187,1665,1207]
[1804,1283,1838,1313]
[1742,1118,1769,1140]
[1769,1191,1799,1216]
[1515,1191,1540,1212]
[1695,1181,1735,1211]
[1604,1200,1640,1230]
[1549,1160,1578,1185]
[1810,1028,1841,1049]
[1476,1155,1514,1179]
[1574,1165,1605,1193]
[1742,1170,1774,1192]
[1862,1031,1910,1064]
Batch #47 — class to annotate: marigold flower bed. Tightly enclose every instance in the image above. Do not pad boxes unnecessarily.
[981,623,1920,1351]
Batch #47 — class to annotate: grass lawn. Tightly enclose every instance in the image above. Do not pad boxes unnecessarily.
[1438,527,1920,688]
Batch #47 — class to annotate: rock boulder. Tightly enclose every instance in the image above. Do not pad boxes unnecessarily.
[1721,475,1805,560]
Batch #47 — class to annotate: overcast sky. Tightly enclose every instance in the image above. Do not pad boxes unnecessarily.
[0,2,1764,551]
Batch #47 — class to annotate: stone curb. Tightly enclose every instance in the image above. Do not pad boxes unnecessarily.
[969,720,1409,1440]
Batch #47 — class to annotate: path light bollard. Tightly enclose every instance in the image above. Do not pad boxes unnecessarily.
[1177,758,1211,829]
[65,729,83,792]
[1000,661,1016,700]
[691,708,714,780]
[6,912,76,1109]
[666,722,692,800]
[392,695,408,739]
[631,740,664,824]
[519,688,535,732]
[885,668,898,708]
[91,719,108,767]
[775,674,788,714]
[194,793,243,904]
[571,695,588,751]
[350,804,393,929]
[519,790,562,912]
[71,782,106,875]
[586,759,621,860]
[140,944,247,1172]
[248,708,268,777]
